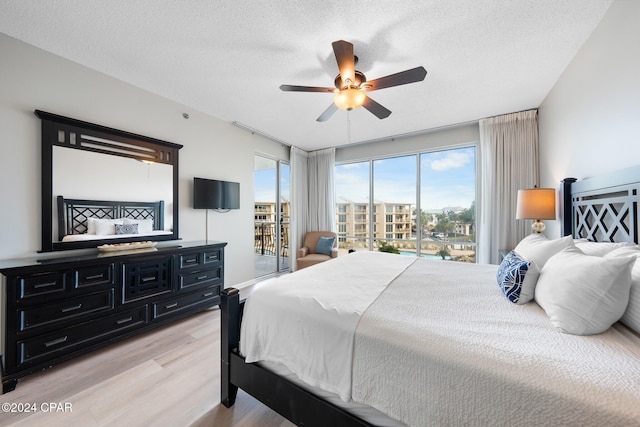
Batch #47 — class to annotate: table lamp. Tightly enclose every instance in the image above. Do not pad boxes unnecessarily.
[516,187,556,233]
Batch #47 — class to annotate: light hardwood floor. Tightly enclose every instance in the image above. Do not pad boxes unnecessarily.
[0,300,295,427]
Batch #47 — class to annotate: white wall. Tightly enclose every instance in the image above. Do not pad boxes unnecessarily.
[538,0,640,238]
[336,123,479,163]
[0,33,288,285]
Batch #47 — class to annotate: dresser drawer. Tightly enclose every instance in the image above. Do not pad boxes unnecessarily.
[177,248,223,270]
[178,267,222,290]
[18,290,114,332]
[75,263,115,288]
[123,258,172,302]
[17,272,66,300]
[152,285,220,320]
[15,306,148,369]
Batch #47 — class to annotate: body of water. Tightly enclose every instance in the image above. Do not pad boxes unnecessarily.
[399,251,451,260]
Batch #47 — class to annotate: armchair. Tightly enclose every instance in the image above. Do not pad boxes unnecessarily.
[296,231,338,270]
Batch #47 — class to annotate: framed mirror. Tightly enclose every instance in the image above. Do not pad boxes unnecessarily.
[37,110,182,252]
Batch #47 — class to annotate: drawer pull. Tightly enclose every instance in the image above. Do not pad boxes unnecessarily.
[202,292,214,297]
[141,276,157,283]
[116,316,133,325]
[165,302,178,309]
[85,273,104,280]
[197,275,208,280]
[184,258,197,264]
[61,304,83,313]
[34,281,58,289]
[44,336,68,348]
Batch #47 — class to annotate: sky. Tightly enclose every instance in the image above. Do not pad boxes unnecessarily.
[336,146,476,210]
[254,146,475,211]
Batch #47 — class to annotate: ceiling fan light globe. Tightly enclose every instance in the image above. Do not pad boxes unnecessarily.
[334,88,366,110]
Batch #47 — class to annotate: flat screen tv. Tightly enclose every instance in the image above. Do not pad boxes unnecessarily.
[193,177,240,210]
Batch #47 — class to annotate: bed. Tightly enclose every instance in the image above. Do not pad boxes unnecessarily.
[56,195,172,242]
[221,166,640,426]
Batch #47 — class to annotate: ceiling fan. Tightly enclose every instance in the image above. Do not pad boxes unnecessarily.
[280,40,427,122]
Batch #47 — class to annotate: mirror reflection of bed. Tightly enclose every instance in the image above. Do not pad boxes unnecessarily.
[53,148,174,243]
[56,196,173,243]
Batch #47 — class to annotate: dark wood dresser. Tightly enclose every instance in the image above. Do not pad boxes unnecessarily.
[0,241,226,393]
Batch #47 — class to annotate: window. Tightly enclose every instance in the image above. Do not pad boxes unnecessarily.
[420,147,476,262]
[335,146,476,262]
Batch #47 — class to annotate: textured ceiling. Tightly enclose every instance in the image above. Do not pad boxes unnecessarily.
[0,0,613,151]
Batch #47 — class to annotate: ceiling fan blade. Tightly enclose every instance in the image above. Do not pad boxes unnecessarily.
[280,84,335,93]
[363,66,427,91]
[316,103,338,122]
[332,40,355,86]
[362,96,392,119]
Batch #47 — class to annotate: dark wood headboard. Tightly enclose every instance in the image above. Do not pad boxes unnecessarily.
[562,166,640,243]
[57,196,164,240]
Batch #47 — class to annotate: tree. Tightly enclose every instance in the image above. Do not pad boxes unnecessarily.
[378,241,400,254]
[435,213,453,237]
[436,247,450,260]
[412,208,430,234]
[458,201,475,224]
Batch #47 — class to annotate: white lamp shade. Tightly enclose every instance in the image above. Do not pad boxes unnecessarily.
[516,188,556,220]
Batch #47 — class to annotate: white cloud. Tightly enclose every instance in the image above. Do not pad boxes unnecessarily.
[430,150,473,171]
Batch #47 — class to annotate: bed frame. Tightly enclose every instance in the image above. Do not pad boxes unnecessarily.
[56,196,165,241]
[561,165,640,244]
[221,165,640,426]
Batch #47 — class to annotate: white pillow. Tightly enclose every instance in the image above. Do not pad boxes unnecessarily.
[535,246,634,335]
[604,245,640,334]
[94,218,124,235]
[87,217,123,234]
[123,218,154,234]
[574,239,630,256]
[514,234,574,269]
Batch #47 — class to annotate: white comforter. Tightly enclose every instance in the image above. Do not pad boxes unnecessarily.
[353,258,640,426]
[240,251,415,401]
[240,252,640,426]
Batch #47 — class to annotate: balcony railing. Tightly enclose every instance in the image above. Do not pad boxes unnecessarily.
[254,221,290,258]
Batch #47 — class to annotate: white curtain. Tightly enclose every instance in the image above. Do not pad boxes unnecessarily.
[290,146,308,271]
[290,146,336,271]
[478,110,539,265]
[307,147,336,232]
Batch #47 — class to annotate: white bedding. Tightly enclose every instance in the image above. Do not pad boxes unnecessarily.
[240,251,640,426]
[353,258,640,426]
[61,230,172,242]
[240,251,415,400]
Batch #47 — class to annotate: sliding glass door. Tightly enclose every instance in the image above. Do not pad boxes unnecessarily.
[254,155,290,278]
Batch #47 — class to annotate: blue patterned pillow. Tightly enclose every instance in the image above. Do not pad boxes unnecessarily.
[114,223,139,235]
[497,251,540,304]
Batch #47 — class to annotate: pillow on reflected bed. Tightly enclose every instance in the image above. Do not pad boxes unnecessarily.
[124,218,154,234]
[115,223,139,235]
[91,218,124,235]
[535,246,634,335]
